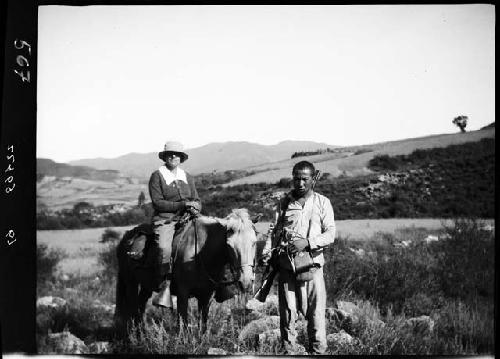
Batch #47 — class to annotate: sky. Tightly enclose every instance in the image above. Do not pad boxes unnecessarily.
[37,5,495,163]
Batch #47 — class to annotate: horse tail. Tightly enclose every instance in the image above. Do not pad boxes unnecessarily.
[114,235,130,331]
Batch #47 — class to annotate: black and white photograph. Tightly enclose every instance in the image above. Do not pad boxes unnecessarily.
[1,3,495,356]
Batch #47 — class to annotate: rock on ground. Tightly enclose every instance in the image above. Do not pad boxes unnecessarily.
[37,296,67,309]
[238,315,280,343]
[46,331,88,354]
[335,301,360,325]
[207,347,227,355]
[405,315,435,335]
[91,299,115,314]
[326,307,353,331]
[88,341,110,354]
[327,330,356,346]
[258,328,281,346]
[245,294,279,315]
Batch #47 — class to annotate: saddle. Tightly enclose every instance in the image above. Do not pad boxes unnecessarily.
[124,212,198,264]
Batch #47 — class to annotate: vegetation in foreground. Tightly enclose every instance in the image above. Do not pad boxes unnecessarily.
[37,219,495,355]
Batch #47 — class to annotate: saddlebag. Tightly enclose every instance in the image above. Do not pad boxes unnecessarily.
[123,223,154,261]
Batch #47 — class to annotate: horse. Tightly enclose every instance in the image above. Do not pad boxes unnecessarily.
[114,208,258,332]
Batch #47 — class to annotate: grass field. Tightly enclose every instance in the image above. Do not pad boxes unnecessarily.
[37,218,495,355]
[37,218,494,276]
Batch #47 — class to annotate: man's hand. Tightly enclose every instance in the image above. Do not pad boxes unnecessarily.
[288,238,310,254]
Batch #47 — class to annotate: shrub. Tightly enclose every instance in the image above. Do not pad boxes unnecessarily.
[101,228,122,243]
[354,148,373,155]
[37,244,66,284]
[98,242,119,280]
[434,219,495,301]
[325,220,494,316]
[368,154,399,171]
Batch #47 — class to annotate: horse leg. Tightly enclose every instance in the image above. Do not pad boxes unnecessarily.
[124,277,141,327]
[114,267,128,335]
[176,289,190,330]
[197,294,211,333]
[138,285,152,319]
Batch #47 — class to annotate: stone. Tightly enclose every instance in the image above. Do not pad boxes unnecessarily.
[258,328,281,346]
[37,296,67,309]
[207,347,227,355]
[365,318,386,329]
[88,341,110,354]
[287,343,307,355]
[327,330,356,346]
[246,298,265,311]
[394,240,412,248]
[348,247,365,258]
[424,235,439,243]
[238,315,280,343]
[91,300,115,314]
[326,307,353,331]
[336,301,359,321]
[46,331,88,354]
[405,315,435,335]
[480,224,494,232]
[245,294,278,315]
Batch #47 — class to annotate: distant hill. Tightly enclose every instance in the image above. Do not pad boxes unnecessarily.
[199,137,495,220]
[481,122,495,130]
[37,158,123,182]
[69,140,336,178]
[225,128,496,186]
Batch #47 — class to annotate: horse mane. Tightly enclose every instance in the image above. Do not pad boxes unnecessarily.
[224,208,254,233]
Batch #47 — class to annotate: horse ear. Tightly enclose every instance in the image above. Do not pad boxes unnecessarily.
[251,213,263,224]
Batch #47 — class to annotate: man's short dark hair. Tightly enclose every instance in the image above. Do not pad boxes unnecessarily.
[292,161,315,175]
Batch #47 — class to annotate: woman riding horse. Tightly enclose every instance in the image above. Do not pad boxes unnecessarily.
[115,209,258,331]
[148,141,201,308]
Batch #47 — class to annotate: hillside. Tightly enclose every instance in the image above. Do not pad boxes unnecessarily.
[36,128,494,213]
[37,158,147,212]
[200,137,495,220]
[69,140,335,178]
[37,176,148,212]
[225,128,495,186]
[37,136,495,228]
[37,158,123,182]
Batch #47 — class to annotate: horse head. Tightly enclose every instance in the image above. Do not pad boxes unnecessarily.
[220,209,258,292]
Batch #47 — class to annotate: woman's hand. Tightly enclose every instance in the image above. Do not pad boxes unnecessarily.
[185,201,201,212]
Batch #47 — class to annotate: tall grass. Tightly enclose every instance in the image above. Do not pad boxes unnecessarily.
[37,219,495,355]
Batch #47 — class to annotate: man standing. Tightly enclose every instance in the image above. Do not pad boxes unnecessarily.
[270,160,335,354]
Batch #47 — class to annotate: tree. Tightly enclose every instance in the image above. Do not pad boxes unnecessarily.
[72,201,94,215]
[138,191,146,207]
[453,115,468,133]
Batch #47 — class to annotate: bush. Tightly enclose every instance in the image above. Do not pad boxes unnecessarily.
[354,148,373,155]
[368,154,400,171]
[434,219,495,301]
[37,244,66,284]
[325,220,494,316]
[101,228,122,243]
[98,242,119,280]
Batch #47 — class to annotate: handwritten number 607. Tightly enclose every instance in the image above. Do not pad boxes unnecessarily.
[13,39,31,83]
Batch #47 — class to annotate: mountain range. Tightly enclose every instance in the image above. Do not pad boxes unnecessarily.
[37,158,124,182]
[69,140,335,178]
[36,126,495,211]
